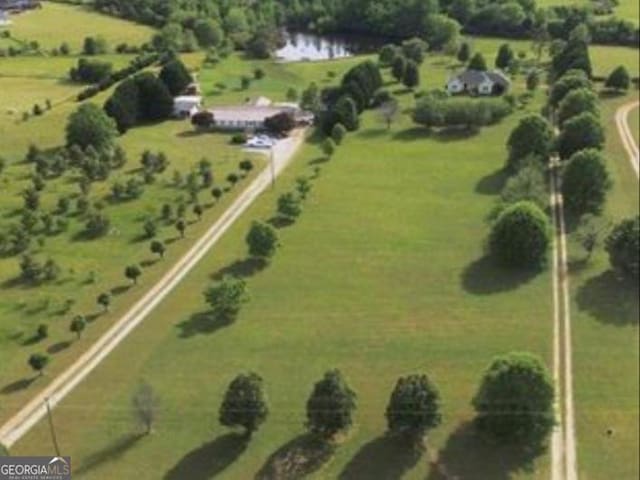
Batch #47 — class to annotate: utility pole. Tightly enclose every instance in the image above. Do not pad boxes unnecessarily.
[44,397,61,457]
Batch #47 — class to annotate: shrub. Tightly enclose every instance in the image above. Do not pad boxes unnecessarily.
[605,216,639,280]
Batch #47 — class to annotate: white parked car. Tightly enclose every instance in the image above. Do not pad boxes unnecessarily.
[246,136,275,149]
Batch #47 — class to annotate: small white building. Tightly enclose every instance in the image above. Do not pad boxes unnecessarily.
[447,70,510,96]
[173,95,202,118]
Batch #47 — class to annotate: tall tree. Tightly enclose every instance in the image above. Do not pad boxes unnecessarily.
[556,112,604,159]
[468,52,487,71]
[562,149,611,215]
[66,103,117,151]
[605,216,639,280]
[203,277,249,322]
[246,221,279,260]
[473,352,554,445]
[506,114,554,170]
[605,65,630,92]
[219,372,269,437]
[306,369,357,440]
[385,374,442,444]
[159,59,192,96]
[495,43,514,69]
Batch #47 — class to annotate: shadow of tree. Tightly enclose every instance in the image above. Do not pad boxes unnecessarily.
[1,376,36,395]
[308,156,329,166]
[576,270,639,325]
[461,256,541,295]
[176,311,233,338]
[255,434,334,480]
[164,433,249,480]
[267,216,295,229]
[210,257,267,281]
[393,127,432,142]
[475,169,508,195]
[111,285,131,296]
[425,422,544,480]
[22,334,45,346]
[338,434,423,480]
[357,128,389,139]
[75,434,143,476]
[47,341,72,354]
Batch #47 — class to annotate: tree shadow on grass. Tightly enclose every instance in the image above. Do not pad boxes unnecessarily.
[461,256,541,295]
[74,433,144,477]
[393,127,432,142]
[308,156,329,166]
[357,128,389,139]
[21,334,45,346]
[47,341,72,354]
[111,285,131,296]
[425,422,545,480]
[267,216,295,229]
[210,257,267,281]
[475,169,508,195]
[1,376,36,395]
[164,433,249,480]
[255,434,334,480]
[176,311,233,338]
[338,434,423,480]
[575,270,639,326]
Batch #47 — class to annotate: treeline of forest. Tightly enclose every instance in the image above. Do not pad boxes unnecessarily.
[89,0,638,49]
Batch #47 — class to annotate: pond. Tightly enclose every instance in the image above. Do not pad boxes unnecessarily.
[275,31,386,62]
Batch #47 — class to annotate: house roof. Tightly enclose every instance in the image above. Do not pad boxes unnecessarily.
[210,106,288,123]
[451,69,511,88]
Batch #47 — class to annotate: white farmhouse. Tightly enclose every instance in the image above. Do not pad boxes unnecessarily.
[173,95,202,118]
[446,70,511,96]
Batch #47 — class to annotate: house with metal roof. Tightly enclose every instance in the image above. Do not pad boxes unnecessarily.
[446,70,511,96]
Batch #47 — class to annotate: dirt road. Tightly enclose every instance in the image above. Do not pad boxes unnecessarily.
[0,129,307,449]
[615,100,639,177]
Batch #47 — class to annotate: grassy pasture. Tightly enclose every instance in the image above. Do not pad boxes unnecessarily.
[0,2,153,51]
[10,52,555,480]
[568,91,639,479]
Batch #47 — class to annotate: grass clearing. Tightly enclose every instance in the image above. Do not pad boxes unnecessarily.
[10,53,555,479]
[0,2,154,51]
[568,91,639,479]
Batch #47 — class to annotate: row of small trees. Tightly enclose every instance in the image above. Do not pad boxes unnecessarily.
[129,351,554,455]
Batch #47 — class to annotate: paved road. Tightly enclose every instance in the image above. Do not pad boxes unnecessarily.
[615,100,639,178]
[0,129,307,449]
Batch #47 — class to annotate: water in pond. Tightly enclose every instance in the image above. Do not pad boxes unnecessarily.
[275,31,385,62]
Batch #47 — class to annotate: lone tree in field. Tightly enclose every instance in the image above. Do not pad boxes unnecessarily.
[495,43,514,69]
[246,221,279,260]
[219,372,269,437]
[150,240,166,259]
[28,353,49,376]
[457,42,471,63]
[97,292,111,312]
[575,214,610,261]
[473,352,555,446]
[556,112,604,159]
[278,192,302,220]
[306,369,357,440]
[557,87,599,127]
[506,115,554,170]
[489,201,550,268]
[66,103,117,151]
[468,52,487,71]
[561,149,611,215]
[70,315,86,339]
[203,276,249,322]
[605,216,639,281]
[159,59,192,96]
[385,374,442,445]
[403,60,420,89]
[176,219,187,238]
[605,65,630,92]
[132,381,159,435]
[125,265,142,285]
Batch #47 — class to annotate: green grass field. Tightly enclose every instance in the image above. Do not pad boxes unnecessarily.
[568,91,639,479]
[1,26,638,479]
[0,2,153,51]
[9,53,556,479]
[535,0,639,24]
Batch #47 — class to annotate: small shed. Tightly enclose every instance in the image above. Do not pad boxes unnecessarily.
[173,95,202,118]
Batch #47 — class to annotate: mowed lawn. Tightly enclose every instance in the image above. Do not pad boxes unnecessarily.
[1,2,153,51]
[11,55,555,480]
[569,92,639,479]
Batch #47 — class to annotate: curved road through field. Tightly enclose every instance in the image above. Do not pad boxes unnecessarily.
[615,100,639,178]
[0,129,307,449]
